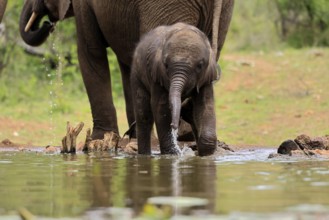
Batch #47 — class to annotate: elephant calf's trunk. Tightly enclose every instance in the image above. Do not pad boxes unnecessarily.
[169,84,183,130]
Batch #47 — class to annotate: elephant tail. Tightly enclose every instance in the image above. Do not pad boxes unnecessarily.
[212,0,223,60]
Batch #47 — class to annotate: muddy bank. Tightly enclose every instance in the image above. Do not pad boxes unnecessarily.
[269,134,329,159]
[2,133,329,161]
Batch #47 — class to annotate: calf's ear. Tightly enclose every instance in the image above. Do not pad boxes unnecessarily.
[197,51,219,92]
[151,49,169,88]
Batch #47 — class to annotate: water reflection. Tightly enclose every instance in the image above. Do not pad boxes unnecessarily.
[80,154,217,215]
[0,151,329,218]
[216,161,329,213]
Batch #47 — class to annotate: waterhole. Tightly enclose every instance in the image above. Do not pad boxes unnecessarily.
[0,149,328,219]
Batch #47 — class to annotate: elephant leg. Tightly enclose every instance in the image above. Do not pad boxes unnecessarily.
[74,3,118,140]
[181,98,199,138]
[192,85,217,156]
[118,60,136,138]
[79,47,118,140]
[151,87,180,155]
[133,82,153,154]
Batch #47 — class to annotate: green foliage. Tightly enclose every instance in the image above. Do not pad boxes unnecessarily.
[274,0,329,47]
[1,1,328,108]
[0,1,123,108]
[225,0,329,50]
[225,0,281,51]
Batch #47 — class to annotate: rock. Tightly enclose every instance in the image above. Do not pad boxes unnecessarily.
[217,140,234,152]
[1,139,14,146]
[308,136,329,150]
[294,134,312,150]
[277,134,329,158]
[295,134,329,150]
[289,150,315,157]
[268,153,281,158]
[278,139,300,154]
[311,149,329,156]
[44,145,59,154]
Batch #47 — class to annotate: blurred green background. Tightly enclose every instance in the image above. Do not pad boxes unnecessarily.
[0,0,328,147]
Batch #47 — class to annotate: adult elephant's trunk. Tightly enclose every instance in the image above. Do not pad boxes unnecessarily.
[0,0,7,23]
[169,69,188,130]
[19,1,53,47]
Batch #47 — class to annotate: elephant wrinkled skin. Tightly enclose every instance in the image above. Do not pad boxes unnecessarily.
[6,0,234,146]
[131,23,218,156]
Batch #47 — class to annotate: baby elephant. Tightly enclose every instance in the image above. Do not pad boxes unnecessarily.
[131,22,218,156]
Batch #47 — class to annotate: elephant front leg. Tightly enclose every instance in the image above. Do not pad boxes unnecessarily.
[74,4,120,141]
[77,44,119,140]
[193,85,217,156]
[151,89,181,155]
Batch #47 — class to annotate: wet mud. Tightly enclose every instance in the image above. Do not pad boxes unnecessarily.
[2,132,329,161]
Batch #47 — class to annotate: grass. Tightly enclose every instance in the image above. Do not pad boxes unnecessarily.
[215,48,329,146]
[0,48,329,147]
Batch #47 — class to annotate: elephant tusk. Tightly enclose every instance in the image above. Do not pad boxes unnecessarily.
[25,12,38,32]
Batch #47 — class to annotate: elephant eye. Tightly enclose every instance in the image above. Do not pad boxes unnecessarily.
[164,60,170,71]
[196,60,204,71]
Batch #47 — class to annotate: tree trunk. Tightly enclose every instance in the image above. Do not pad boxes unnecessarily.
[0,0,7,23]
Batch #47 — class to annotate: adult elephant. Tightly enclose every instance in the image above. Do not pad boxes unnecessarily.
[17,0,234,148]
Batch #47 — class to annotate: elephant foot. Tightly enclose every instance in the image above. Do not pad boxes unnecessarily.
[83,129,120,152]
[91,128,106,140]
[161,145,182,155]
[197,141,217,157]
[91,127,119,140]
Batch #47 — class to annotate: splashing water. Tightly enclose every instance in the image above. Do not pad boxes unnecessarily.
[171,128,182,156]
[43,56,55,145]
[44,31,64,146]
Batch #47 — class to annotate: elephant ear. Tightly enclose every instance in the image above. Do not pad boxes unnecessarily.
[150,47,169,88]
[58,0,72,20]
[197,51,219,92]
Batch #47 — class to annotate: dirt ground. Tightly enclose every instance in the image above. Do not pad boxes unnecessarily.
[0,117,49,147]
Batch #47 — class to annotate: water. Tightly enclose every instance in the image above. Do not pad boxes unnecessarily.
[171,128,182,155]
[44,31,64,146]
[0,149,329,219]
